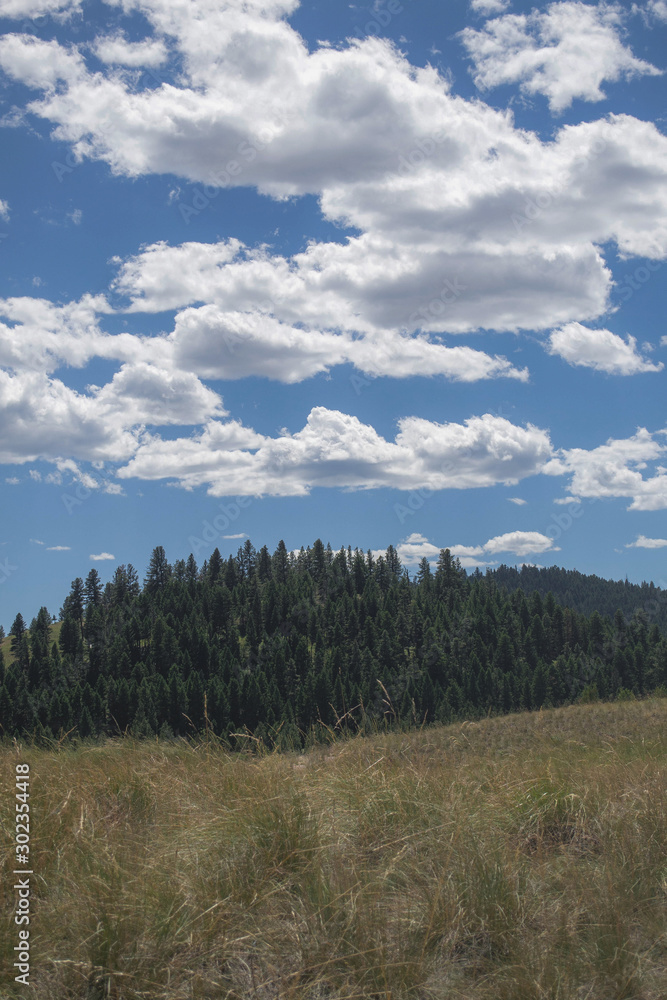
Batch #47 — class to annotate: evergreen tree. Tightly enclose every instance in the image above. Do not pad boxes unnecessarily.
[10,613,30,671]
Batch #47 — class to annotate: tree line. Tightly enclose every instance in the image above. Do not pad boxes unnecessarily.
[1,540,666,746]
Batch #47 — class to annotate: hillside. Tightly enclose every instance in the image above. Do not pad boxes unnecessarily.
[0,621,61,669]
[1,541,667,742]
[487,563,667,632]
[1,698,665,999]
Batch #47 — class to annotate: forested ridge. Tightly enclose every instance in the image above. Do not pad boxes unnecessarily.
[2,540,666,745]
[488,563,667,632]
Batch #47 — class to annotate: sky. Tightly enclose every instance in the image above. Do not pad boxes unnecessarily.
[0,0,666,626]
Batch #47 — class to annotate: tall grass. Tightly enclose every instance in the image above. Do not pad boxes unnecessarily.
[1,698,666,998]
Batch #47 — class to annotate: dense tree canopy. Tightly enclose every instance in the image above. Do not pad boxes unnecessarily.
[1,542,666,745]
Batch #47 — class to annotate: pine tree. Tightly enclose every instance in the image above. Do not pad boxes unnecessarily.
[10,614,30,671]
[84,568,103,608]
[145,546,171,595]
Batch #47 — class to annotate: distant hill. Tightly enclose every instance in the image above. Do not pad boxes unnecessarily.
[486,564,667,631]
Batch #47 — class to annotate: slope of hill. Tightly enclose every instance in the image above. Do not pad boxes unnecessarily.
[1,698,665,999]
[487,563,667,631]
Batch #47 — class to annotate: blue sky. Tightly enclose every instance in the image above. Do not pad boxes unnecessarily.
[1,0,666,627]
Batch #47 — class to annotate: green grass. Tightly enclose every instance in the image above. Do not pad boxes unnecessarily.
[1,698,667,998]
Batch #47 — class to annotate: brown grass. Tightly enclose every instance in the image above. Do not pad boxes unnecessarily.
[1,698,666,998]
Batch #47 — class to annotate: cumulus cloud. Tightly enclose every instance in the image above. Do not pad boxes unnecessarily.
[0,200,9,222]
[0,364,223,466]
[47,545,71,551]
[646,0,667,21]
[507,496,527,504]
[461,1,661,112]
[0,261,526,385]
[625,534,667,548]
[471,0,510,14]
[544,427,667,510]
[0,0,666,502]
[117,409,553,496]
[482,530,560,555]
[90,552,115,561]
[392,529,559,569]
[0,0,665,349]
[90,362,226,427]
[547,322,663,375]
[0,34,85,90]
[92,33,169,68]
[0,294,118,372]
[0,0,81,15]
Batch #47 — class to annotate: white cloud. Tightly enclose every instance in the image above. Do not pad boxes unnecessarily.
[90,362,226,427]
[0,1,665,350]
[0,364,222,467]
[482,530,559,556]
[47,545,71,551]
[544,427,667,510]
[92,33,168,68]
[0,0,666,498]
[471,0,510,14]
[646,0,667,22]
[5,476,20,485]
[625,534,667,548]
[0,265,526,386]
[118,408,553,496]
[507,496,527,504]
[224,532,247,539]
[0,294,118,373]
[554,495,581,504]
[0,34,85,90]
[393,528,559,568]
[90,552,115,561]
[547,322,664,375]
[460,2,661,113]
[0,200,9,222]
[68,208,82,225]
[29,538,44,544]
[0,0,81,15]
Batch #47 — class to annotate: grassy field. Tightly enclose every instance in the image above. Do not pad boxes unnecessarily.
[1,698,666,999]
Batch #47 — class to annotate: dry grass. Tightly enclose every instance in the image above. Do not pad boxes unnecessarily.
[1,698,667,999]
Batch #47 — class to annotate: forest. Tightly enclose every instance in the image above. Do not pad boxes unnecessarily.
[2,540,666,745]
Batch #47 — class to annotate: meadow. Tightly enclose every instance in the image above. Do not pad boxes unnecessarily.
[1,697,666,999]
